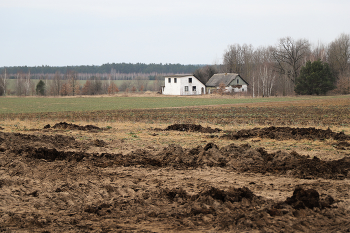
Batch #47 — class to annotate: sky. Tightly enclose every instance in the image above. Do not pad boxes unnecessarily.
[1,0,350,67]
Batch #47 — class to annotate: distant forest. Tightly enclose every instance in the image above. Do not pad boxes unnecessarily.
[0,63,204,77]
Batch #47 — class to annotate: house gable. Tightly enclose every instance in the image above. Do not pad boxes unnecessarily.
[228,75,248,86]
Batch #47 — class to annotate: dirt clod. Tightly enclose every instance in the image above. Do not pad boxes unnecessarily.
[285,187,335,209]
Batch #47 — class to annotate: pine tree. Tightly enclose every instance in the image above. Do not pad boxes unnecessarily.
[295,60,336,95]
[36,80,45,96]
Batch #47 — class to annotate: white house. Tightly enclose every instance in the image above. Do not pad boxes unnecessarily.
[206,73,249,94]
[162,74,206,95]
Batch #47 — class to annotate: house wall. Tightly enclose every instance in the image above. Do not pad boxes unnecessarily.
[229,76,248,92]
[162,77,181,95]
[163,76,205,95]
[231,84,248,92]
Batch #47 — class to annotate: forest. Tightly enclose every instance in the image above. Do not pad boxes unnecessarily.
[0,63,203,76]
[0,34,349,97]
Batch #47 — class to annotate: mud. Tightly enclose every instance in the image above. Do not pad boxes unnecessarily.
[44,122,102,131]
[1,129,350,232]
[161,124,222,133]
[222,126,350,141]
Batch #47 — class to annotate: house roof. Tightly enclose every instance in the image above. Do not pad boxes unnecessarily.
[206,73,249,87]
[164,74,206,85]
[164,74,193,78]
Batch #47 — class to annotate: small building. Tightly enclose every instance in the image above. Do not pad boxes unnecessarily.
[206,73,249,94]
[162,74,206,95]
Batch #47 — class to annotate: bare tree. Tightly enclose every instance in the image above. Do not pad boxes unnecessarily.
[328,33,350,77]
[223,44,254,78]
[223,44,243,74]
[272,37,311,86]
[193,65,218,84]
[67,70,79,96]
[250,46,277,97]
[50,71,62,96]
[310,41,328,62]
[0,68,7,96]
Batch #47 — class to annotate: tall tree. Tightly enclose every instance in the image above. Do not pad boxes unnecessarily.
[328,33,350,77]
[50,71,62,96]
[223,44,254,78]
[0,68,6,96]
[36,80,46,96]
[67,70,79,96]
[272,37,311,85]
[295,60,336,95]
[15,72,26,96]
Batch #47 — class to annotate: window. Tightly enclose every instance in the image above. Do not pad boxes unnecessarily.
[242,88,244,91]
[237,79,239,84]
[184,86,189,91]
[174,78,177,83]
[192,86,196,91]
[168,78,171,83]
[189,78,192,83]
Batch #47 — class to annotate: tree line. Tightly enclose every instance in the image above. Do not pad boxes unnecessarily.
[0,63,202,75]
[1,70,164,97]
[194,34,350,96]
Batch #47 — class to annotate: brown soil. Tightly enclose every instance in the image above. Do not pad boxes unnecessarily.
[1,123,350,232]
[159,124,222,133]
[44,122,103,131]
[222,126,350,141]
[335,141,350,150]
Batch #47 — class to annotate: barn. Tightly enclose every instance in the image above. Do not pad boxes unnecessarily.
[206,73,249,94]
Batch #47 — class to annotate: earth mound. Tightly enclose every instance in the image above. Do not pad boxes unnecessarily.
[2,130,349,180]
[222,126,350,141]
[163,124,222,133]
[44,122,102,131]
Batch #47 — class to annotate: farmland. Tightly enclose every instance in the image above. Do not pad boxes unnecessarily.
[1,94,350,232]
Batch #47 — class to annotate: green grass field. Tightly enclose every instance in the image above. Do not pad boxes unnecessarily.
[0,95,349,114]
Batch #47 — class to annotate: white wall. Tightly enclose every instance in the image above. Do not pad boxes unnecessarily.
[232,84,248,92]
[163,76,206,95]
[163,77,181,95]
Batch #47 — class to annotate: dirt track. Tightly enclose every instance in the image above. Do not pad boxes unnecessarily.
[1,122,350,232]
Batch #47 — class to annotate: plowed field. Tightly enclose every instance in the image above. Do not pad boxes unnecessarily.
[1,96,350,232]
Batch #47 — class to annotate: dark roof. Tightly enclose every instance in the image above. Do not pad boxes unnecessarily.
[206,73,249,87]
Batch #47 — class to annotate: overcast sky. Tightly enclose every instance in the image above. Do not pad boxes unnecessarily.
[1,0,349,67]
